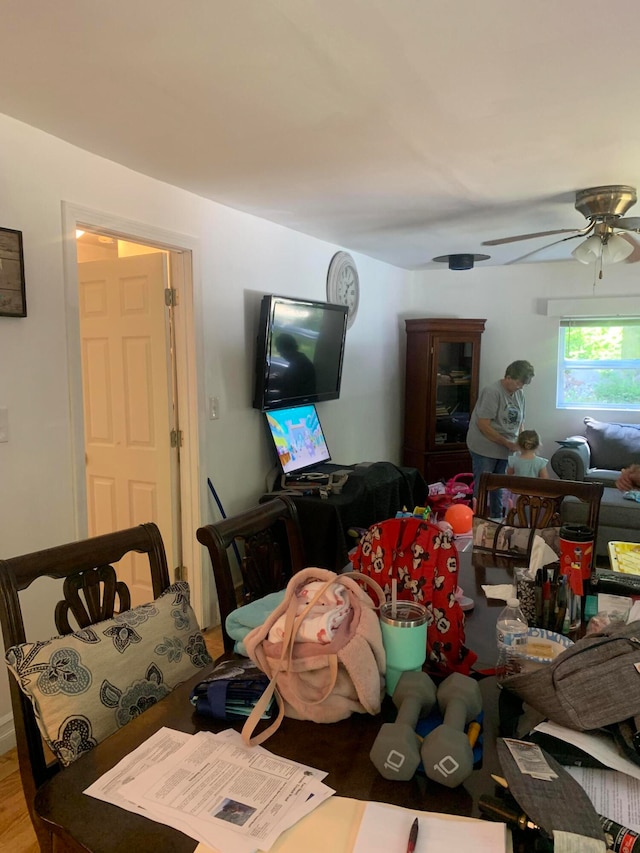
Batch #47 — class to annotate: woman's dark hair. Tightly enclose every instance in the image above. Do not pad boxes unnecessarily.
[505,360,534,384]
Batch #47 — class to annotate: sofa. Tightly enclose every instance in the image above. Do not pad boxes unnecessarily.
[551,417,640,557]
[551,416,640,487]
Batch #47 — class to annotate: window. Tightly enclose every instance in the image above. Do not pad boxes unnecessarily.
[557,319,640,410]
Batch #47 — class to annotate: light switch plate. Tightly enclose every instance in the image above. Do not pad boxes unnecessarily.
[0,407,8,442]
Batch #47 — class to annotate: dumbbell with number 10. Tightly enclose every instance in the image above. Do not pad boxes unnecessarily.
[420,672,482,788]
[369,670,437,780]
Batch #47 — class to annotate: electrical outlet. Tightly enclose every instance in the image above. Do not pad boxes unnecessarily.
[209,396,220,420]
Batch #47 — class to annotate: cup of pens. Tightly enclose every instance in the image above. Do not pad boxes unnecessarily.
[517,563,571,634]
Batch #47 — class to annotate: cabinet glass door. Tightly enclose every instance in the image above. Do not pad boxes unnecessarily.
[433,337,474,448]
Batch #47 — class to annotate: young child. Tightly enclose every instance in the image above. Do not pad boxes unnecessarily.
[507,429,549,478]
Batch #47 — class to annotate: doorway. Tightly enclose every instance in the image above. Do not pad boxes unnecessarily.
[77,236,177,605]
[63,205,205,621]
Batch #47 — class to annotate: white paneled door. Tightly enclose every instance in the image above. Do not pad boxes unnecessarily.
[78,252,177,606]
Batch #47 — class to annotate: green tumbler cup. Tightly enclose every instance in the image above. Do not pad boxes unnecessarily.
[379,601,428,696]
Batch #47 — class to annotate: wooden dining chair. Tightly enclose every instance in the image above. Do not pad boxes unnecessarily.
[0,523,172,853]
[196,495,306,653]
[473,473,604,570]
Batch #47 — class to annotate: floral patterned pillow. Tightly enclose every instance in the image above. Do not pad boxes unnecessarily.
[5,581,212,766]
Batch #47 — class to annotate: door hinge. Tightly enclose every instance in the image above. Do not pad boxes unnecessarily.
[174,565,187,581]
[165,287,177,307]
[170,428,183,448]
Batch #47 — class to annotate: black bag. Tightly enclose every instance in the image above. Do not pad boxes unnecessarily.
[190,658,272,721]
[501,620,640,747]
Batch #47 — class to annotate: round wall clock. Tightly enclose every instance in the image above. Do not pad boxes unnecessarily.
[326,251,359,329]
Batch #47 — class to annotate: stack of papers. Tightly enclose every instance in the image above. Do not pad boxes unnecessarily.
[85,727,334,853]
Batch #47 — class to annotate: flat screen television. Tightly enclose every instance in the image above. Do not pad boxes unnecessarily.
[253,294,348,411]
[265,404,331,475]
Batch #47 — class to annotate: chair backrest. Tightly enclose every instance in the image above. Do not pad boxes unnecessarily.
[477,473,603,529]
[474,473,604,570]
[196,495,306,653]
[0,523,170,853]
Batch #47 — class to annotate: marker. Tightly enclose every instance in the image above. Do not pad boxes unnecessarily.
[479,795,538,831]
[407,817,419,853]
[534,569,543,627]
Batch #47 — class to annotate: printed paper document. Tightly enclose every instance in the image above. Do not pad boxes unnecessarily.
[85,727,333,853]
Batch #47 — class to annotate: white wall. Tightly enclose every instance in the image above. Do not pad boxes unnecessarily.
[1,110,638,752]
[0,114,413,751]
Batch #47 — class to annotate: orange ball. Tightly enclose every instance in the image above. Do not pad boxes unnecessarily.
[444,503,474,535]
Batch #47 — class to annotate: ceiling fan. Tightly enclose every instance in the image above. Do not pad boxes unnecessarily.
[482,185,640,274]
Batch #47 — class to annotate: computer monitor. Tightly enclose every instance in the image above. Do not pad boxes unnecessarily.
[264,403,331,475]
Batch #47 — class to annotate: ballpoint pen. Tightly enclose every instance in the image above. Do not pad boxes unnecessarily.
[554,576,567,633]
[407,817,419,853]
[548,567,559,631]
[542,571,551,629]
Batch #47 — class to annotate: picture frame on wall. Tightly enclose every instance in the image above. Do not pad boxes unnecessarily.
[0,227,26,317]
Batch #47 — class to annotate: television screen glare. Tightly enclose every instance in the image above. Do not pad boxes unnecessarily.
[265,404,331,475]
[253,295,348,411]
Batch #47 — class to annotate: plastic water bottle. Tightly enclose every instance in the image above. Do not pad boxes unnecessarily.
[496,597,528,684]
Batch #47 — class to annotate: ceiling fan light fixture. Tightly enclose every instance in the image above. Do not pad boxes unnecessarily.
[571,233,633,265]
[603,233,634,264]
[571,235,602,264]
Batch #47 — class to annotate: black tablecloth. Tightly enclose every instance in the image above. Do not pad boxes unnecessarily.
[267,462,428,570]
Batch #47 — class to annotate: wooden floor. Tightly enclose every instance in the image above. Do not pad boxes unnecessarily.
[0,625,224,853]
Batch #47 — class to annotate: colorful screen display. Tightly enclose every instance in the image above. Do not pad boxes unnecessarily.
[265,404,331,475]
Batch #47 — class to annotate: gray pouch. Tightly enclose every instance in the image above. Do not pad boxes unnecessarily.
[500,620,640,731]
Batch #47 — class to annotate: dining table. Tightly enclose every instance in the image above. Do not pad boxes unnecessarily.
[34,538,532,853]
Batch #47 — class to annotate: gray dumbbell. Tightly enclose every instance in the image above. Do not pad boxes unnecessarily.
[420,672,482,788]
[369,670,437,780]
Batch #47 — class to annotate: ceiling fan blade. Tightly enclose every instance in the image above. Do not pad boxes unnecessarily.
[615,217,640,232]
[482,228,582,247]
[505,232,585,265]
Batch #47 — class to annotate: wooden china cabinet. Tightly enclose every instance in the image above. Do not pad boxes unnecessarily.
[402,318,486,484]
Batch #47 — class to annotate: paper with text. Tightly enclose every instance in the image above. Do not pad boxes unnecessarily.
[567,767,640,833]
[119,729,334,853]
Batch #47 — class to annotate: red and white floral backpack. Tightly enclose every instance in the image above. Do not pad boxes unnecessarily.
[349,517,477,675]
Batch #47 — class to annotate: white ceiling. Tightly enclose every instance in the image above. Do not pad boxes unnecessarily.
[5,0,640,270]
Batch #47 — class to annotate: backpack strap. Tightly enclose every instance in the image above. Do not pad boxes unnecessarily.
[340,570,386,608]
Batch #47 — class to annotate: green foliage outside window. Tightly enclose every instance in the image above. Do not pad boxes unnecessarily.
[558,322,640,409]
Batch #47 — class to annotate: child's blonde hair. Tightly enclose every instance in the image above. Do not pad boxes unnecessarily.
[517,429,540,451]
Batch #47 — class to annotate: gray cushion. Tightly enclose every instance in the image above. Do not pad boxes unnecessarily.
[564,488,640,528]
[583,417,640,470]
[599,488,640,527]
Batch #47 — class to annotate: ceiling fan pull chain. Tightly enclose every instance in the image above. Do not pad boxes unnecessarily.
[594,255,603,289]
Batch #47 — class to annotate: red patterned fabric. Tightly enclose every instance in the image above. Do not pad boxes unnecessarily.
[349,517,477,675]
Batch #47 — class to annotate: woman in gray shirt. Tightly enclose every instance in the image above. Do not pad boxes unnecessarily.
[466,360,535,518]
